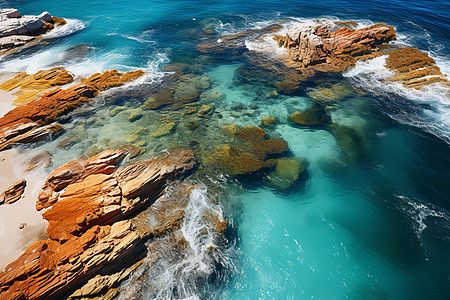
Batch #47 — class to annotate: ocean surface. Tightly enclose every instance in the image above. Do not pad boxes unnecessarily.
[1,0,449,299]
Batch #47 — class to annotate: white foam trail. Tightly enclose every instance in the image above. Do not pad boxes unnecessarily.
[105,29,156,44]
[0,48,65,73]
[42,18,86,39]
[396,195,450,238]
[344,55,450,144]
[119,184,233,300]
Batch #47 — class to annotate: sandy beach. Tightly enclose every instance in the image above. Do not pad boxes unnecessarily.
[0,72,17,118]
[0,149,49,270]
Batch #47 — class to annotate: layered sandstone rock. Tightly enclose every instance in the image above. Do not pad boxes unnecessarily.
[0,148,196,299]
[274,23,396,72]
[0,67,74,105]
[0,179,26,205]
[0,69,145,151]
[0,8,67,55]
[385,47,448,89]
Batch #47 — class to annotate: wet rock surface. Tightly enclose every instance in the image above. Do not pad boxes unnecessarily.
[0,148,197,300]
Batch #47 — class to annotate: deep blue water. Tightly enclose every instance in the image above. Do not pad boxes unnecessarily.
[1,0,449,299]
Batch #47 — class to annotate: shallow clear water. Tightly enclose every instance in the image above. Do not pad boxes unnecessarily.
[1,0,449,299]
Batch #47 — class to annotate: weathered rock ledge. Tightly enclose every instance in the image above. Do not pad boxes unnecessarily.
[0,69,145,151]
[0,147,197,299]
[0,8,67,56]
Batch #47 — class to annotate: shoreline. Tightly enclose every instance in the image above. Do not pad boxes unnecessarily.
[0,149,49,271]
[0,72,17,118]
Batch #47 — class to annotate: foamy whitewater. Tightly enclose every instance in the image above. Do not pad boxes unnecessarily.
[0,0,449,299]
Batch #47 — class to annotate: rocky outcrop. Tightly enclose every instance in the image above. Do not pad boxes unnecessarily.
[274,23,396,72]
[0,8,67,55]
[0,67,74,105]
[385,47,449,89]
[0,179,26,205]
[0,69,145,151]
[0,148,197,299]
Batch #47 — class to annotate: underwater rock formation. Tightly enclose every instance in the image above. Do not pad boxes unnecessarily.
[207,125,289,175]
[0,70,145,151]
[0,8,67,55]
[0,148,197,299]
[142,73,211,110]
[268,157,308,190]
[0,179,26,205]
[289,101,331,127]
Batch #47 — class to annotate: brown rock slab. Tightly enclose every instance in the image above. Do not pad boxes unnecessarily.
[0,179,26,205]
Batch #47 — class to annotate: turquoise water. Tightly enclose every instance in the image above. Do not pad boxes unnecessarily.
[1,0,450,299]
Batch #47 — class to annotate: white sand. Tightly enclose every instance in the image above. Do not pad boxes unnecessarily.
[0,149,49,270]
[0,72,17,118]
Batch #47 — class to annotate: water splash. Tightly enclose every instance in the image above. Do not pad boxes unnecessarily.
[119,184,234,300]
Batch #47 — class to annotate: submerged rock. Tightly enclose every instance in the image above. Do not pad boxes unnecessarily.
[25,151,53,171]
[207,125,289,175]
[268,157,308,190]
[261,116,277,127]
[329,123,369,158]
[142,73,212,110]
[309,80,358,101]
[289,101,331,127]
[151,121,177,138]
[0,179,26,205]
[0,148,197,299]
[197,104,213,117]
